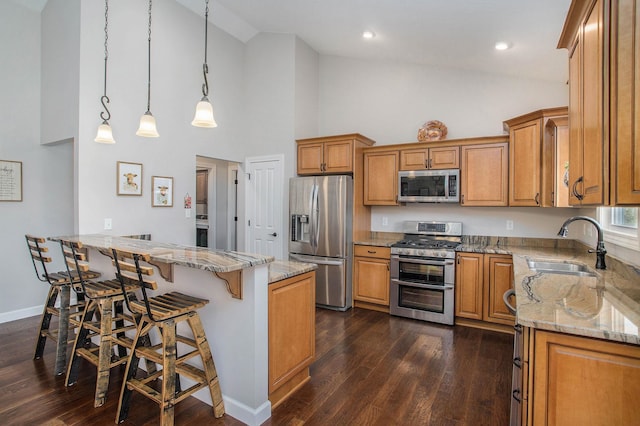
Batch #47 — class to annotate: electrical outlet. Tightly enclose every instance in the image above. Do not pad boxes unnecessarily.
[104,218,112,230]
[382,216,388,227]
[506,220,514,231]
[584,223,593,237]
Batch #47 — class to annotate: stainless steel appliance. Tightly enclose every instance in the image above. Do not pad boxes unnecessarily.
[398,169,460,203]
[390,221,462,324]
[289,175,353,311]
[196,214,208,247]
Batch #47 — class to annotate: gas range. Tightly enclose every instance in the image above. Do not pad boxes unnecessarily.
[390,221,462,258]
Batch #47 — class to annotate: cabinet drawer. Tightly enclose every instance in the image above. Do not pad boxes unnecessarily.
[354,245,391,259]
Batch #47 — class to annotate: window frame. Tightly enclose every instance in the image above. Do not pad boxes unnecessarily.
[597,207,639,250]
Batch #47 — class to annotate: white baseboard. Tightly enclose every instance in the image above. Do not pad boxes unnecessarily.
[0,305,42,324]
[192,385,271,425]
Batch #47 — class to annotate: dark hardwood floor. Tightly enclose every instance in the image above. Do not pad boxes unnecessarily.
[0,308,513,425]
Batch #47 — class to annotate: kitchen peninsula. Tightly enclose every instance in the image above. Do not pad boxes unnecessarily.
[47,234,313,426]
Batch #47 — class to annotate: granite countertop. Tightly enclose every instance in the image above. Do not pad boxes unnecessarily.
[268,260,318,284]
[459,237,640,345]
[49,234,274,273]
[354,231,403,247]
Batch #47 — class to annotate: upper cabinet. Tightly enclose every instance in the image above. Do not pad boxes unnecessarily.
[296,134,375,175]
[364,150,399,205]
[558,0,640,206]
[399,146,460,171]
[504,107,569,207]
[460,141,509,206]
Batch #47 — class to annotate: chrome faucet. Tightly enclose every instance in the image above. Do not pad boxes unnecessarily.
[557,216,607,270]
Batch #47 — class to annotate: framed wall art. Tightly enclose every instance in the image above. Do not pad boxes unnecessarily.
[117,161,143,196]
[152,176,173,207]
[0,160,23,202]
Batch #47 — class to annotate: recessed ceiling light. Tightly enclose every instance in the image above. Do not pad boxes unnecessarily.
[362,31,375,40]
[495,41,511,51]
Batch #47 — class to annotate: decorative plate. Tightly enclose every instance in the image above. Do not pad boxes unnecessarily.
[417,120,448,142]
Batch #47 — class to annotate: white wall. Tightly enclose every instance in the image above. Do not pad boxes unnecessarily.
[74,0,246,244]
[0,2,75,321]
[318,55,568,144]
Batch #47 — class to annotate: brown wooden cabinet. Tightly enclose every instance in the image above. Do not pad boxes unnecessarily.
[363,150,399,205]
[296,134,374,175]
[527,329,640,425]
[399,146,459,171]
[353,245,391,312]
[268,271,316,409]
[504,107,569,207]
[460,142,509,206]
[455,252,515,327]
[611,0,640,204]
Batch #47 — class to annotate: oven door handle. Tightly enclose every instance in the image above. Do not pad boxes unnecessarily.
[390,279,454,291]
[391,256,455,266]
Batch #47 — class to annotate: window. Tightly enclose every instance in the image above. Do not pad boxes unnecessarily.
[598,207,639,250]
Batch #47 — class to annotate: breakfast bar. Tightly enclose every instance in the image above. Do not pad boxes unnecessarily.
[49,234,276,426]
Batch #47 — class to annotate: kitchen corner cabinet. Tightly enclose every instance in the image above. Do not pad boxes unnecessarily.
[296,133,375,175]
[268,271,316,409]
[363,150,399,205]
[455,252,514,326]
[522,329,640,425]
[504,107,569,207]
[399,146,460,171]
[353,245,391,312]
[460,142,509,206]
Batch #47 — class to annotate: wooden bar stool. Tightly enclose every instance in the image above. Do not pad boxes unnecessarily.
[112,248,225,425]
[59,239,138,407]
[25,235,100,375]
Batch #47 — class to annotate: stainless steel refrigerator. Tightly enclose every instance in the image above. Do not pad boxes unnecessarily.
[289,175,353,311]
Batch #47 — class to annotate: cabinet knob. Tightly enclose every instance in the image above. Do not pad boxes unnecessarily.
[367,250,377,254]
[535,192,540,205]
[461,194,464,205]
[571,176,584,201]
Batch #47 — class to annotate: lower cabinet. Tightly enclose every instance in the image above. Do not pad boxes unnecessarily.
[353,245,391,312]
[268,271,316,409]
[517,328,640,425]
[455,252,515,328]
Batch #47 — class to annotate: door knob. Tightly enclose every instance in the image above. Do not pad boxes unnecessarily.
[270,232,278,237]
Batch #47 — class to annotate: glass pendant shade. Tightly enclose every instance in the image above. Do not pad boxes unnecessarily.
[136,111,159,137]
[95,122,116,144]
[191,97,217,128]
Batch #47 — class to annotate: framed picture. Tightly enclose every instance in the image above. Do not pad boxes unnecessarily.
[117,161,143,196]
[0,160,23,202]
[152,176,173,207]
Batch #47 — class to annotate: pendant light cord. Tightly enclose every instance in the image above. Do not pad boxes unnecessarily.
[145,0,153,113]
[201,0,209,98]
[100,0,111,122]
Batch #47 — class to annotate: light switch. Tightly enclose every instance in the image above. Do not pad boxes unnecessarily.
[104,218,112,230]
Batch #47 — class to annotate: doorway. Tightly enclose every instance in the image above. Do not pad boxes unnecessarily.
[195,156,240,250]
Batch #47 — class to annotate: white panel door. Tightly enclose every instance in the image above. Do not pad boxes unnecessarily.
[245,155,284,258]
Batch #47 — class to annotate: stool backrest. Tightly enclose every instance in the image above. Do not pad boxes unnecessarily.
[59,239,93,295]
[25,235,53,284]
[111,248,159,320]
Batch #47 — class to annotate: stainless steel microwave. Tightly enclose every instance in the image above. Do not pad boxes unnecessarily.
[398,169,460,203]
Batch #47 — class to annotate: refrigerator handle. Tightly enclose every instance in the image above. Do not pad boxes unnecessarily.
[311,183,319,251]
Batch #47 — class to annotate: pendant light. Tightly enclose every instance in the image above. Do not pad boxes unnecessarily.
[191,0,217,128]
[136,0,159,137]
[95,0,115,144]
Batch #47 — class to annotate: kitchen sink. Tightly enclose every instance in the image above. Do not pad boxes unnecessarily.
[527,259,597,277]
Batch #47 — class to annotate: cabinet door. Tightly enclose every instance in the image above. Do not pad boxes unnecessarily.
[613,0,640,204]
[399,148,429,171]
[455,252,484,320]
[532,330,640,426]
[483,254,515,325]
[509,120,542,206]
[324,140,353,174]
[268,271,316,394]
[364,151,398,205]
[460,143,509,206]
[297,143,324,175]
[353,256,390,306]
[568,35,583,206]
[580,0,607,205]
[429,146,460,169]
